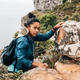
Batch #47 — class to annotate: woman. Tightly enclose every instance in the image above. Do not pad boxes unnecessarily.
[8,13,64,73]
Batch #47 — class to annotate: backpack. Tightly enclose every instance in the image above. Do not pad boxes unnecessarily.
[1,38,18,66]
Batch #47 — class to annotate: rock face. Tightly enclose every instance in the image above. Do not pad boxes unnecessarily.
[17,67,64,80]
[55,61,80,80]
[0,49,8,75]
[33,0,72,11]
[54,20,80,61]
[18,63,80,80]
[34,0,63,11]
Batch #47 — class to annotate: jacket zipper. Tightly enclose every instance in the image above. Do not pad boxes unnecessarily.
[32,43,34,57]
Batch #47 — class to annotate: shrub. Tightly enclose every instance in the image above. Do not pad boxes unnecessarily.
[13,31,19,38]
[62,15,70,21]
[34,40,54,52]
[69,12,80,21]
[72,0,80,4]
[38,13,58,32]
[41,51,61,68]
[37,9,42,11]
[63,0,67,3]
[63,2,73,11]
[0,70,23,80]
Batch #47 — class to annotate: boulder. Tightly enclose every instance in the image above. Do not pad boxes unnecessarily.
[55,61,80,80]
[17,67,64,80]
[18,63,80,80]
[54,20,80,61]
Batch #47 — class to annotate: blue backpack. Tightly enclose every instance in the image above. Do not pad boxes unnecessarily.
[1,38,18,66]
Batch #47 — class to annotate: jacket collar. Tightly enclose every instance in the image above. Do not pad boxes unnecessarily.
[25,35,34,44]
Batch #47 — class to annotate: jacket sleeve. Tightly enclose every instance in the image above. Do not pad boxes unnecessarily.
[15,37,33,69]
[34,30,54,41]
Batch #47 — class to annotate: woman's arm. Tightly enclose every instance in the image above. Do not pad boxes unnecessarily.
[34,30,54,41]
[34,22,64,41]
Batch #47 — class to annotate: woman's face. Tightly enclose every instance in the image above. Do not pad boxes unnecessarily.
[27,22,40,37]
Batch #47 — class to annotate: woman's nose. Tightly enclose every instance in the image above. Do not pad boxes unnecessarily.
[36,29,39,32]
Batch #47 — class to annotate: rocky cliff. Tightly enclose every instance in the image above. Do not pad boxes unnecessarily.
[34,0,71,11]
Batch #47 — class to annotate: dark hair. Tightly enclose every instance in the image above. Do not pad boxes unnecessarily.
[24,13,40,27]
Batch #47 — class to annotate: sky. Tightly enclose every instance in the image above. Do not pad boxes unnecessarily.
[0,0,34,49]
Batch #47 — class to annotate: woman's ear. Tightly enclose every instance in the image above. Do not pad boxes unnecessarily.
[27,25,30,30]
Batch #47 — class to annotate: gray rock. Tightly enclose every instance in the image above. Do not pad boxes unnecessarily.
[34,0,72,11]
[54,20,80,61]
[34,0,63,11]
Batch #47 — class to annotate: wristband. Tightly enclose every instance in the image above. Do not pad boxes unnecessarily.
[53,27,58,31]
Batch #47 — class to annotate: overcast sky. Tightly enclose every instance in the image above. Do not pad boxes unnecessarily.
[0,0,34,49]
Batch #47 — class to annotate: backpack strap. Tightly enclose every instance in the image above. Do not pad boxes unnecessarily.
[14,57,17,72]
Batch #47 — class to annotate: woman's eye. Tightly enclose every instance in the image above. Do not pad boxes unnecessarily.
[38,28,40,30]
[34,26,40,30]
[34,27,36,29]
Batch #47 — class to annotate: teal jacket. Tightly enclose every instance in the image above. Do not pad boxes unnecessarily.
[8,30,54,72]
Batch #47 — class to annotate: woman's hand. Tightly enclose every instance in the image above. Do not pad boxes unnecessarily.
[32,61,48,69]
[54,22,65,29]
[52,22,65,32]
[37,63,48,69]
